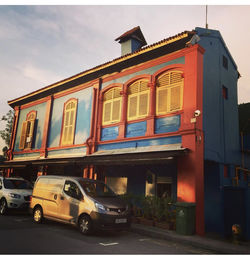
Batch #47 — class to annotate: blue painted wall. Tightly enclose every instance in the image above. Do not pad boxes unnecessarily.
[204,161,224,234]
[48,87,92,148]
[155,115,180,134]
[196,27,240,166]
[14,102,46,152]
[97,136,181,151]
[101,126,119,141]
[126,121,147,138]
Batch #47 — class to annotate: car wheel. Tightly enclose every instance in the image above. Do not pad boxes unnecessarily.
[0,198,7,215]
[78,215,92,235]
[33,206,43,223]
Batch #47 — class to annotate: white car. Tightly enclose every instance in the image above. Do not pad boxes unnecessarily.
[0,176,33,215]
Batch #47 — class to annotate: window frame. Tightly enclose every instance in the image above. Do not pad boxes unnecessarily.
[102,87,122,126]
[19,110,37,150]
[127,79,150,121]
[156,70,184,116]
[60,98,78,147]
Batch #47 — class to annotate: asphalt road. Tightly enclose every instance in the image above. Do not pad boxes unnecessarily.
[0,211,214,254]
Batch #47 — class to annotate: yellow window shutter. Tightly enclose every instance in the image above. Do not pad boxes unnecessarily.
[26,120,36,148]
[170,86,181,111]
[170,71,182,84]
[128,95,137,119]
[112,99,121,121]
[157,88,168,114]
[62,100,77,146]
[19,121,27,149]
[139,93,148,116]
[103,102,111,123]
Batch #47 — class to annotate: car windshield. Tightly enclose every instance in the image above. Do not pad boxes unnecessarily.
[78,180,116,198]
[3,179,33,190]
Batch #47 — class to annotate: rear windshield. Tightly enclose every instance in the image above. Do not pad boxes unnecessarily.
[78,180,116,198]
[3,179,33,190]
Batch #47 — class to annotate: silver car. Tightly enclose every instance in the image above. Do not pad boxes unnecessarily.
[0,176,33,215]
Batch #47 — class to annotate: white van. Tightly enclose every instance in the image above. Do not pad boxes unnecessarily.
[30,175,131,234]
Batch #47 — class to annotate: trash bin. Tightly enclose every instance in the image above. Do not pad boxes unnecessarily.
[175,202,196,235]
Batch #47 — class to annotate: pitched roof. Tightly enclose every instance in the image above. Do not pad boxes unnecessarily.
[8,29,195,108]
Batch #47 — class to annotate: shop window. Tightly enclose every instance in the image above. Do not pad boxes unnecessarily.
[127,80,149,121]
[19,111,37,150]
[156,176,172,198]
[156,71,183,115]
[61,98,78,146]
[106,177,127,195]
[102,87,122,125]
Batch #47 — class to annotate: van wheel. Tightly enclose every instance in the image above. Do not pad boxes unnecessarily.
[78,215,92,235]
[0,198,7,215]
[33,206,43,223]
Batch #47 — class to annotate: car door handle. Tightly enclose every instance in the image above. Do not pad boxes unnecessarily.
[54,194,57,200]
[60,195,64,200]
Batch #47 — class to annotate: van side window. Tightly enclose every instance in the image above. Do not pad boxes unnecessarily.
[63,181,82,200]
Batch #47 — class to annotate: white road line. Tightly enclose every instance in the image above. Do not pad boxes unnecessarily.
[99,242,119,246]
[14,218,29,222]
[139,238,151,242]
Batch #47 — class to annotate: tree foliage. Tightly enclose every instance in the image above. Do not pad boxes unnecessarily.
[0,109,14,147]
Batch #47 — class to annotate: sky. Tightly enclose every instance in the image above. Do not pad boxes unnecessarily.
[1,3,250,153]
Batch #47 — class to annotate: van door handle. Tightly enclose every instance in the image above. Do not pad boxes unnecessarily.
[54,194,57,200]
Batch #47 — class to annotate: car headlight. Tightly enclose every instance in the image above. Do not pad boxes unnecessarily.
[9,193,21,199]
[95,202,110,212]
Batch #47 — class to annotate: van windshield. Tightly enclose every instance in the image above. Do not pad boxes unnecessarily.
[3,179,33,190]
[78,180,116,198]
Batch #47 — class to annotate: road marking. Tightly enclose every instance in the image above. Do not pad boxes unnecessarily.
[99,242,119,246]
[14,218,30,222]
[139,238,151,242]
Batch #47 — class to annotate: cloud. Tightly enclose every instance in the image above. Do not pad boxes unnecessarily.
[19,63,62,86]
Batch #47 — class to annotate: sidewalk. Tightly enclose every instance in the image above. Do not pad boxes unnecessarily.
[130,223,250,254]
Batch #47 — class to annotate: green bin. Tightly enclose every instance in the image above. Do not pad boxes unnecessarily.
[175,202,196,235]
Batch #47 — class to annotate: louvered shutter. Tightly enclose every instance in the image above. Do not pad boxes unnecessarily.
[139,93,148,116]
[19,121,28,149]
[112,99,121,121]
[102,87,122,125]
[156,71,183,115]
[128,95,137,119]
[103,102,111,123]
[62,100,77,146]
[26,119,36,148]
[157,88,168,114]
[170,86,181,111]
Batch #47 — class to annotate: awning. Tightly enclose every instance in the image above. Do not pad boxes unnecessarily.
[0,144,188,168]
[85,144,188,165]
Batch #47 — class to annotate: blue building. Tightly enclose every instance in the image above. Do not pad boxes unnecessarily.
[3,26,249,239]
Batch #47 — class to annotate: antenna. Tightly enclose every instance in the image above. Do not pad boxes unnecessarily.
[206,5,209,29]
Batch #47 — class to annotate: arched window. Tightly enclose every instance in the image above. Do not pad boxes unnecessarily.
[61,99,78,146]
[127,80,149,121]
[19,111,36,149]
[102,87,122,125]
[156,71,183,115]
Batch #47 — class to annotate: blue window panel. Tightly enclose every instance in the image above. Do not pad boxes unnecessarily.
[126,121,147,138]
[97,135,181,151]
[155,115,180,134]
[101,126,119,141]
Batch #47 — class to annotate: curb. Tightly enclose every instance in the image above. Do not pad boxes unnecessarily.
[130,223,250,254]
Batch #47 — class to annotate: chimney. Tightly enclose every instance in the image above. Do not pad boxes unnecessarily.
[115,26,147,56]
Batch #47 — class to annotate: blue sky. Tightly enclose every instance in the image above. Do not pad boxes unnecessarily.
[1,4,250,152]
